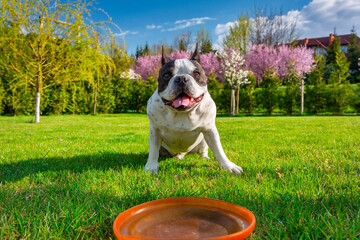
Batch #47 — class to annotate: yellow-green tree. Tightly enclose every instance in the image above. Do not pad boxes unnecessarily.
[0,0,114,122]
[223,12,251,55]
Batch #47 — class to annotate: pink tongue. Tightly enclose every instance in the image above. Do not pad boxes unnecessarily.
[173,95,190,108]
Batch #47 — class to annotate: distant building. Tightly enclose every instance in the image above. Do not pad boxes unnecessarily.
[294,34,360,55]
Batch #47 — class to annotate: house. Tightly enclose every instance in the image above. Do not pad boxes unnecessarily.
[294,33,360,55]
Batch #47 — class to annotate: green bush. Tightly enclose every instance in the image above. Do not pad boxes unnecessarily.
[239,74,257,113]
[282,78,300,115]
[215,81,231,113]
[259,72,281,115]
[325,83,355,114]
[97,77,116,114]
[1,71,359,116]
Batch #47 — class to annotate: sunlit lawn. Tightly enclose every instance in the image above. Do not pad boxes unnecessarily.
[0,114,359,239]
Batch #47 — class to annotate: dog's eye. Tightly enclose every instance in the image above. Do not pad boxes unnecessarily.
[163,73,171,79]
[194,71,200,77]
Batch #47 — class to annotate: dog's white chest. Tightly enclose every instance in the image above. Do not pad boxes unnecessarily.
[147,91,215,153]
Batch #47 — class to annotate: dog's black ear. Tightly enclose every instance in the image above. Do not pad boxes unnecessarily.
[162,46,171,65]
[190,43,200,63]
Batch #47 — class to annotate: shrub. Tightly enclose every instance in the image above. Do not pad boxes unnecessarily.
[239,73,257,113]
[259,71,281,115]
[305,55,327,114]
[282,74,300,115]
[325,83,355,114]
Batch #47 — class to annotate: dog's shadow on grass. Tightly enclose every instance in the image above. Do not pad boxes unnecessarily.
[0,152,148,183]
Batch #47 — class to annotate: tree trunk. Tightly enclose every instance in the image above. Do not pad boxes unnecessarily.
[35,91,40,123]
[301,78,304,115]
[35,69,41,123]
[236,85,240,114]
[93,83,97,115]
[231,88,235,116]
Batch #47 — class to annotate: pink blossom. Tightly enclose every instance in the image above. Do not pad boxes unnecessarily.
[133,55,161,80]
[133,51,190,80]
[245,44,282,82]
[199,52,221,79]
[170,50,190,60]
[246,44,314,84]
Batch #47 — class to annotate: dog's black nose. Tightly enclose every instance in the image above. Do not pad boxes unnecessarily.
[176,76,188,85]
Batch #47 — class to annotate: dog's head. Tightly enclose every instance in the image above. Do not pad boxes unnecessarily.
[157,44,207,111]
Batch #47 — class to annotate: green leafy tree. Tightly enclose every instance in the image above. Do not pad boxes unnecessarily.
[0,78,4,114]
[97,77,115,114]
[179,39,186,51]
[144,42,151,56]
[174,31,192,51]
[109,39,132,73]
[306,55,327,114]
[346,29,360,83]
[136,45,144,59]
[354,83,360,114]
[0,0,114,122]
[329,52,350,84]
[326,35,341,65]
[327,52,354,113]
[283,65,300,115]
[260,71,281,115]
[207,75,222,104]
[223,12,251,55]
[196,26,213,53]
[239,73,256,113]
[112,74,131,112]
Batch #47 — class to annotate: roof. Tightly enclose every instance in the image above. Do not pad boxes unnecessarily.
[294,34,360,48]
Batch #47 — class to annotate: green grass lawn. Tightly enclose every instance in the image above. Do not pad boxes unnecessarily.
[1,114,359,239]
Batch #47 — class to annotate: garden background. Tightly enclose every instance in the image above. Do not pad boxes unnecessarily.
[1,1,360,119]
[1,1,360,239]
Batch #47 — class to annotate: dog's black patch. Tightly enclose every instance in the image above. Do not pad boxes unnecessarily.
[158,60,175,93]
[191,60,208,87]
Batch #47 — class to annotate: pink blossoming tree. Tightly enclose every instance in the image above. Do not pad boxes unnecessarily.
[246,44,314,84]
[199,52,222,80]
[133,50,223,81]
[133,55,161,80]
[246,44,314,114]
[133,50,190,80]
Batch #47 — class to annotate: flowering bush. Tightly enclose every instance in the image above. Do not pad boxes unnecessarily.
[133,55,161,80]
[216,48,250,115]
[133,50,191,80]
[169,50,189,60]
[246,44,314,84]
[216,48,250,88]
[246,44,280,83]
[199,52,221,79]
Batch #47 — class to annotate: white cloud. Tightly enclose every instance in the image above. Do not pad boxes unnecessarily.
[165,17,215,32]
[213,0,360,47]
[115,30,138,37]
[146,24,163,29]
[214,22,234,35]
[294,0,360,38]
[213,22,235,50]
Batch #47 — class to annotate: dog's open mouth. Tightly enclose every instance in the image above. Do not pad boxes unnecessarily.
[162,92,204,110]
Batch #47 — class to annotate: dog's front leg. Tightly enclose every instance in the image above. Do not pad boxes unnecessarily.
[145,126,161,173]
[203,127,244,175]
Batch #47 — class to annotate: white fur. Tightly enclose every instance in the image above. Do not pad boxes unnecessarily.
[145,88,244,175]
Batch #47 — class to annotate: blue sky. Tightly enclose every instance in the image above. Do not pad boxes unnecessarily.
[93,0,360,55]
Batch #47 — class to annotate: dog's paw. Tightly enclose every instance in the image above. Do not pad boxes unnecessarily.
[144,161,159,174]
[222,163,244,175]
[199,153,210,159]
[175,152,186,160]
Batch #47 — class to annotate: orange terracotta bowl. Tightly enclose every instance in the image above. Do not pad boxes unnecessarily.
[113,197,256,240]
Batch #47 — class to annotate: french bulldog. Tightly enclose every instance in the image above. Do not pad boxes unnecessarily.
[145,44,243,175]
